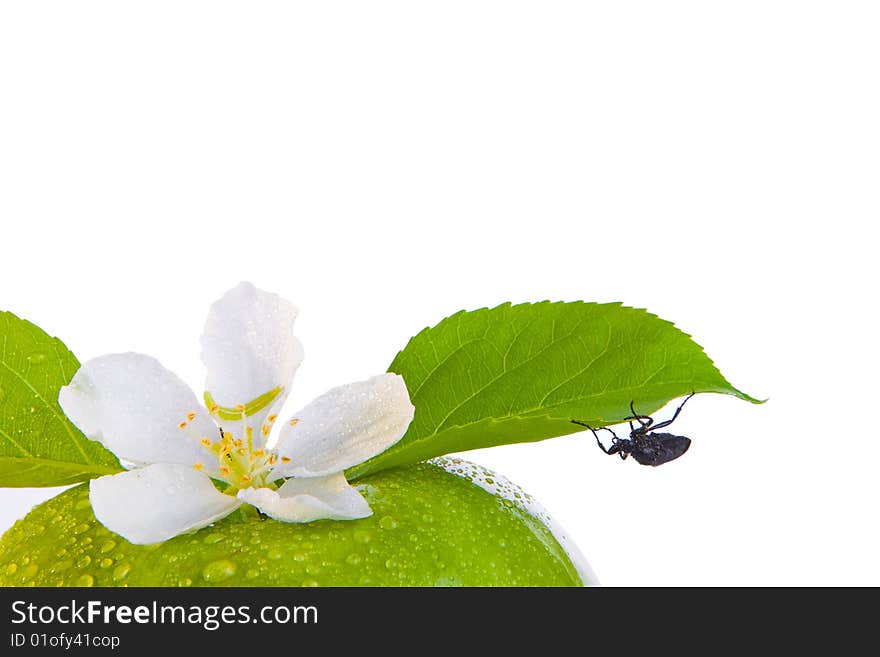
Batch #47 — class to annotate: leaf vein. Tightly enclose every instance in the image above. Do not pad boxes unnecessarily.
[0,357,93,466]
[432,319,588,433]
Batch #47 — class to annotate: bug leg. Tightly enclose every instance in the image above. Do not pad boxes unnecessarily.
[625,400,653,428]
[648,392,696,431]
[596,427,621,455]
[571,420,618,455]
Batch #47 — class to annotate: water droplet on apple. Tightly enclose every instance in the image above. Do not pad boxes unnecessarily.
[379,515,398,530]
[113,562,131,581]
[54,559,74,572]
[202,559,236,583]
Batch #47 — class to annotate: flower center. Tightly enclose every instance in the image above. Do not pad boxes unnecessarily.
[177,404,291,493]
[199,426,276,490]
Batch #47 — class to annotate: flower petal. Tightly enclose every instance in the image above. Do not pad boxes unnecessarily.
[237,473,371,522]
[89,463,240,544]
[200,282,303,432]
[271,373,415,478]
[59,353,217,467]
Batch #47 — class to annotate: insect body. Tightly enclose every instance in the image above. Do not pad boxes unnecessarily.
[572,393,695,466]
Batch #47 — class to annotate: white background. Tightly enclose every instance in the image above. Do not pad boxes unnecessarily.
[1,2,877,586]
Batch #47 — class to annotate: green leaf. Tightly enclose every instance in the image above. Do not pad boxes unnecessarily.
[350,301,760,478]
[0,311,122,486]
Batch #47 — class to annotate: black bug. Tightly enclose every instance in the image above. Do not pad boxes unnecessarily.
[572,393,695,466]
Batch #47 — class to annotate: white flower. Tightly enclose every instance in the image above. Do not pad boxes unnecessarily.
[58,282,415,545]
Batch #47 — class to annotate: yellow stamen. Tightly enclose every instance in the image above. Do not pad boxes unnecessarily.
[178,421,187,429]
[234,404,246,413]
[289,418,299,427]
[241,474,251,484]
[222,431,233,441]
[281,456,291,463]
[233,439,243,447]
[209,403,220,415]
[268,454,277,466]
[261,424,270,437]
[237,448,247,456]
[193,463,203,471]
[186,412,196,422]
[200,438,212,448]
[253,449,266,458]
[219,466,230,476]
[268,414,278,423]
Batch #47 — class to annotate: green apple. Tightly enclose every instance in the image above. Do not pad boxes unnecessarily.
[0,459,594,587]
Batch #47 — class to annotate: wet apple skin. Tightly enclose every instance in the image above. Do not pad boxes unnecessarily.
[0,462,583,587]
